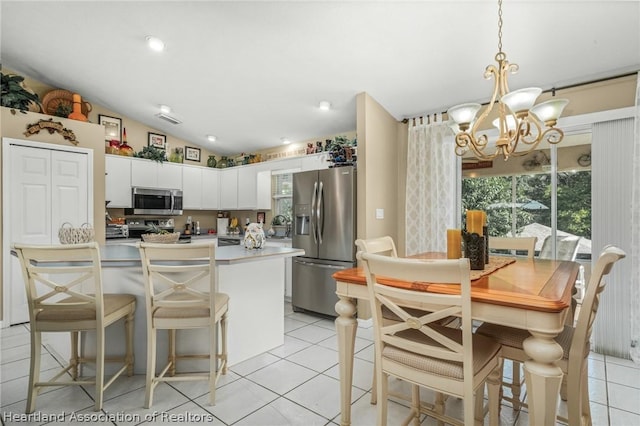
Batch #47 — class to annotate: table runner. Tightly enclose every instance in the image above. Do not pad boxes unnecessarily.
[377,256,516,292]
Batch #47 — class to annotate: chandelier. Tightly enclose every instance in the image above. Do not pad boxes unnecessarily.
[447,0,568,161]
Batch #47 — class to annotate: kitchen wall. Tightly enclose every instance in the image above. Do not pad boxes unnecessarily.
[0,107,107,321]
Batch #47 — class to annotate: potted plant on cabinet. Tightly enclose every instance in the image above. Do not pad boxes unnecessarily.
[1,72,42,114]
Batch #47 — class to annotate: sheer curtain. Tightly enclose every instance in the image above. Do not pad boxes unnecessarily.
[631,74,640,364]
[405,116,459,256]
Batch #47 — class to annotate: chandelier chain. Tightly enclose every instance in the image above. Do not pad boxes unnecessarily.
[447,0,567,161]
[497,0,503,54]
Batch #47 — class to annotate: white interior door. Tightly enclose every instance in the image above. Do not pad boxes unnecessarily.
[51,150,89,239]
[4,140,90,325]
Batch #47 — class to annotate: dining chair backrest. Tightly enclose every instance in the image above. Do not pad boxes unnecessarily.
[355,236,398,259]
[138,242,216,314]
[539,235,581,261]
[14,242,104,327]
[569,245,625,373]
[360,253,474,388]
[489,236,537,258]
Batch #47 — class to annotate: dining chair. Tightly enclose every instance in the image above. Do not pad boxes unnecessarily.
[485,236,537,409]
[13,242,136,413]
[355,236,459,410]
[539,235,585,326]
[488,236,537,258]
[475,245,625,425]
[355,236,405,405]
[360,252,503,426]
[539,235,581,261]
[138,241,228,407]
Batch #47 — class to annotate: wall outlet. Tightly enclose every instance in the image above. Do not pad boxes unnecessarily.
[375,208,384,219]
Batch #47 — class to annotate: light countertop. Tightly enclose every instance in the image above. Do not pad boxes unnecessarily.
[101,243,303,266]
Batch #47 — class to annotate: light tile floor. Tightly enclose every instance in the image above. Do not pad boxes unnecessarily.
[1,302,639,425]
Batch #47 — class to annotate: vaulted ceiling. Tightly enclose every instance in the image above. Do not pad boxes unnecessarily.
[2,1,638,155]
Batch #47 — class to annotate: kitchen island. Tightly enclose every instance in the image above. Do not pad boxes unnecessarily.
[47,243,304,374]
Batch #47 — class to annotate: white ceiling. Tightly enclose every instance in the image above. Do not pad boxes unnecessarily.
[2,1,638,156]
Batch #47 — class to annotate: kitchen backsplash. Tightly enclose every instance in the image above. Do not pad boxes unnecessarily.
[107,208,275,234]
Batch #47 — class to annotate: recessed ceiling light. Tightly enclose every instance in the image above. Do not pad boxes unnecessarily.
[281,137,291,145]
[159,104,171,114]
[319,101,331,111]
[146,36,165,52]
[207,135,217,143]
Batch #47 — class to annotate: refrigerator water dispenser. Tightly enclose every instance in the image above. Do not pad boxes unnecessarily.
[294,204,310,236]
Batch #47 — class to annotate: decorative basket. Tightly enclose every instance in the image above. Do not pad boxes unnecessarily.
[141,232,181,243]
[58,222,95,244]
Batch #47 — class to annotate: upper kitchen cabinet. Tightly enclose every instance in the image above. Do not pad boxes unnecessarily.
[237,163,272,210]
[183,165,219,210]
[301,152,330,171]
[105,155,132,207]
[219,168,238,209]
[130,157,183,190]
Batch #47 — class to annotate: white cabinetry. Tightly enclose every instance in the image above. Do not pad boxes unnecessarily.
[237,164,272,210]
[182,166,201,209]
[237,165,258,209]
[264,240,293,299]
[256,170,272,210]
[201,168,220,209]
[130,157,183,190]
[105,155,132,207]
[219,168,238,209]
[301,152,330,171]
[183,165,220,210]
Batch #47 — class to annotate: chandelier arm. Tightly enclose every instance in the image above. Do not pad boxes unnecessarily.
[542,127,565,145]
[449,0,567,162]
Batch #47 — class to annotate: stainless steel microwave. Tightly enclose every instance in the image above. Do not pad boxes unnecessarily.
[124,187,183,216]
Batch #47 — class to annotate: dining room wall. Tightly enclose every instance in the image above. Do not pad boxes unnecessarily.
[355,92,400,248]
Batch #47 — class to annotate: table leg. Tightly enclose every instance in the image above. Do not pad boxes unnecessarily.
[522,330,564,425]
[335,296,357,426]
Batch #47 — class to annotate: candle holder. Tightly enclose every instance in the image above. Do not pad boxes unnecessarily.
[483,226,489,264]
[463,231,485,270]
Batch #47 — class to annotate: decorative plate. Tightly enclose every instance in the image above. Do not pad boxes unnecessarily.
[42,89,92,117]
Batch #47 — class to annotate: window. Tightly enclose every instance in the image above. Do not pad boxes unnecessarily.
[461,138,592,261]
[272,173,293,222]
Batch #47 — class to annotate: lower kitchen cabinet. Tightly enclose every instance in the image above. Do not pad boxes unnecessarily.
[264,240,293,299]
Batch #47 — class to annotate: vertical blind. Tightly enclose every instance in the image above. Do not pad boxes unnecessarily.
[591,117,634,358]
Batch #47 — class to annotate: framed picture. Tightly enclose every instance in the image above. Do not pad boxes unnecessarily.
[185,146,201,162]
[148,132,167,150]
[98,114,122,143]
[257,211,265,224]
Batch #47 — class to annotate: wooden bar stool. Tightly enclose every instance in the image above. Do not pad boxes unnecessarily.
[138,241,229,407]
[13,242,136,413]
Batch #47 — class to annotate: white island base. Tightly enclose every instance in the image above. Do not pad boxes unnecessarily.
[43,245,300,375]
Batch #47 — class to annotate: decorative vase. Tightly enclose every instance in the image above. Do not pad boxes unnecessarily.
[243,223,265,249]
[218,156,228,168]
[67,93,88,122]
[207,155,217,168]
[169,149,184,163]
[118,141,134,156]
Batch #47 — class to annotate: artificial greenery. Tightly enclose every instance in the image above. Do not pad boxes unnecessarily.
[134,145,166,163]
[54,103,72,118]
[1,72,41,114]
[145,224,169,234]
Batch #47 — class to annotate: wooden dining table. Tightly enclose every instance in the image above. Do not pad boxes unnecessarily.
[332,252,580,426]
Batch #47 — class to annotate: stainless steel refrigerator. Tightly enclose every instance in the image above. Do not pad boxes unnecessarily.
[292,166,356,317]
